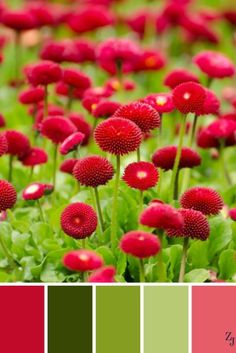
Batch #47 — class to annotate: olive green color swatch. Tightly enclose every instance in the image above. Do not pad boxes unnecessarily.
[48,286,92,353]
[96,286,140,353]
[144,286,188,353]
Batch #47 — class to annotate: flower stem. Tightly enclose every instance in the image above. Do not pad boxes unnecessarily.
[28,166,34,183]
[178,237,189,283]
[137,147,141,162]
[139,259,145,282]
[81,238,86,249]
[170,114,187,201]
[219,139,232,186]
[66,86,74,114]
[111,155,120,247]
[189,114,198,147]
[156,232,167,282]
[8,155,13,182]
[52,144,58,190]
[94,187,105,232]
[173,168,180,201]
[37,199,45,222]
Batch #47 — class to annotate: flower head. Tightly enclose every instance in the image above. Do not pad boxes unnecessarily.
[73,155,114,187]
[88,266,116,283]
[164,68,199,89]
[63,249,103,272]
[69,113,92,146]
[4,130,31,158]
[166,208,210,240]
[152,145,201,170]
[193,51,235,78]
[61,202,97,239]
[59,132,84,155]
[0,180,17,211]
[19,86,45,105]
[62,68,91,90]
[41,116,77,144]
[1,9,36,31]
[229,208,236,221]
[22,183,45,201]
[0,133,7,157]
[134,49,165,72]
[120,230,161,258]
[195,89,220,116]
[142,93,175,114]
[94,117,142,155]
[180,187,224,215]
[207,119,236,140]
[60,159,78,175]
[20,147,48,167]
[92,100,121,119]
[173,82,206,114]
[113,102,160,133]
[123,161,158,191]
[140,202,184,230]
[25,60,62,86]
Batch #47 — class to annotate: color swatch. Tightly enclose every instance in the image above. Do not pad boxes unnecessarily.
[96,286,140,353]
[192,286,236,353]
[0,286,44,353]
[145,286,188,353]
[48,286,92,353]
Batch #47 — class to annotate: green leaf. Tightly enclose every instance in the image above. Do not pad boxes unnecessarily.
[166,244,182,281]
[208,216,232,260]
[184,269,209,283]
[219,249,236,280]
[188,240,209,268]
[116,252,127,275]
[96,246,116,265]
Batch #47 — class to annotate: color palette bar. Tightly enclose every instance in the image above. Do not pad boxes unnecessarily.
[144,286,188,353]
[96,286,140,353]
[0,286,44,353]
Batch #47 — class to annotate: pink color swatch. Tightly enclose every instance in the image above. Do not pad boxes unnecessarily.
[192,286,236,353]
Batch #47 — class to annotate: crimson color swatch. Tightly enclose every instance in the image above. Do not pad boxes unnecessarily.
[192,286,236,353]
[0,286,44,353]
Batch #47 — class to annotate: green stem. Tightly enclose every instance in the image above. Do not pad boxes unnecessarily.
[137,147,141,162]
[139,259,145,282]
[178,237,189,283]
[44,84,48,117]
[111,155,121,247]
[173,169,180,201]
[94,187,105,232]
[189,114,198,147]
[28,167,34,183]
[52,144,58,190]
[219,139,232,186]
[37,199,45,222]
[170,114,187,201]
[156,233,167,282]
[8,155,13,182]
[139,190,144,214]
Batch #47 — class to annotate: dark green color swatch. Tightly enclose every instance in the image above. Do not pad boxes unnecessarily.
[48,286,92,353]
[144,286,188,353]
[96,286,140,353]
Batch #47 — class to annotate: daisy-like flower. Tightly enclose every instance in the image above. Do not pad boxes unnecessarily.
[88,266,116,283]
[194,89,220,116]
[41,116,77,144]
[120,230,161,258]
[0,180,17,211]
[25,60,62,86]
[59,132,84,155]
[152,145,201,170]
[4,130,31,158]
[229,208,236,221]
[0,133,7,157]
[94,117,142,155]
[22,183,45,201]
[134,49,165,72]
[180,187,224,215]
[19,86,45,105]
[20,147,48,167]
[73,155,114,187]
[61,202,98,239]
[63,250,103,272]
[164,68,199,89]
[172,82,206,114]
[69,113,92,146]
[60,159,78,175]
[92,100,121,119]
[113,102,160,133]
[207,119,236,140]
[142,93,175,114]
[1,9,36,31]
[193,50,235,79]
[122,161,159,191]
[140,202,184,230]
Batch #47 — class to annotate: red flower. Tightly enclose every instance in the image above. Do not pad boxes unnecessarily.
[34,104,65,131]
[166,208,210,240]
[19,86,45,105]
[97,38,141,75]
[61,202,97,239]
[220,113,236,122]
[88,265,116,283]
[197,125,236,149]
[94,117,142,155]
[73,155,114,187]
[26,3,55,28]
[0,133,7,157]
[229,208,236,221]
[105,78,136,92]
[62,68,91,90]
[22,183,45,201]
[152,145,201,170]
[0,180,17,211]
[25,60,62,86]
[142,93,175,114]
[180,187,224,215]
[41,116,77,144]
[63,250,103,272]
[60,159,78,175]
[67,6,114,34]
[164,69,199,89]
[20,147,48,167]
[120,230,161,259]
[172,82,206,114]
[68,113,92,146]
[134,49,165,72]
[194,89,220,116]
[126,10,152,39]
[1,9,36,31]
[123,161,159,191]
[140,202,184,230]
[92,100,121,118]
[4,130,31,158]
[113,102,160,133]
[207,119,236,140]
[0,114,6,128]
[193,51,235,78]
[59,132,84,155]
